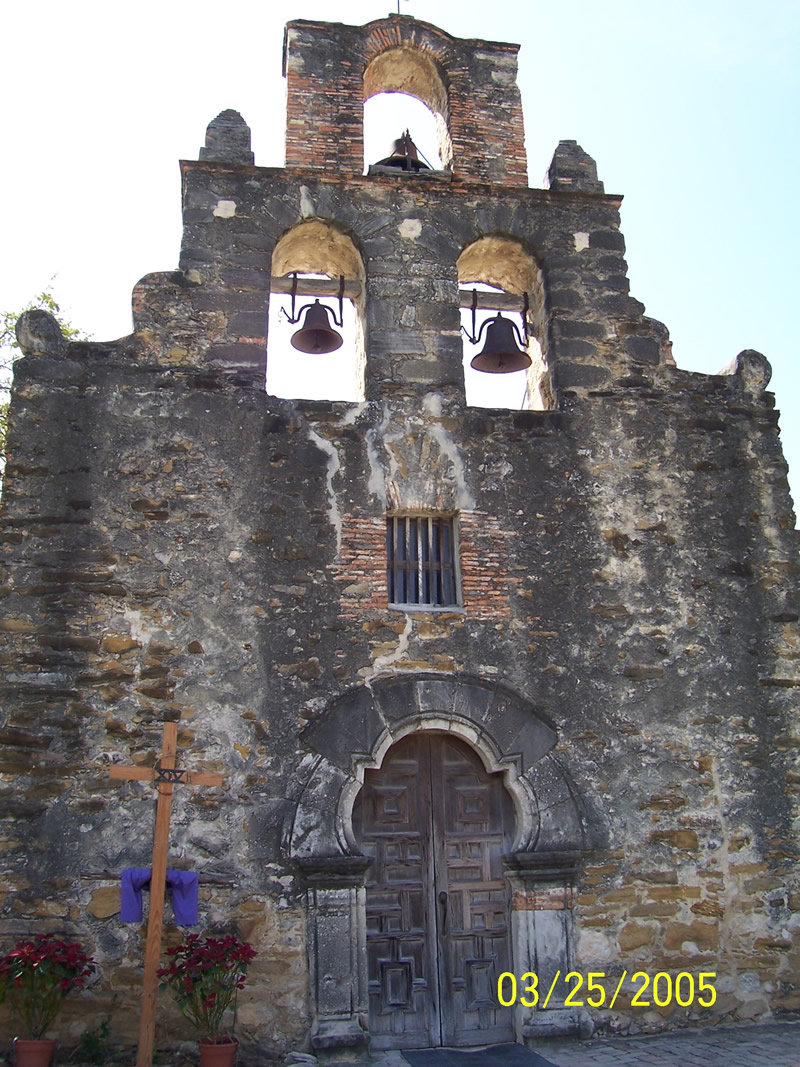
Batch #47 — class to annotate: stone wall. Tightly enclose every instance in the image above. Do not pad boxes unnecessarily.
[1,13,798,1060]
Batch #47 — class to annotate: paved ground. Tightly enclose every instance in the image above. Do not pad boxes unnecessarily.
[26,1023,795,1066]
[342,1021,800,1067]
[540,1020,800,1065]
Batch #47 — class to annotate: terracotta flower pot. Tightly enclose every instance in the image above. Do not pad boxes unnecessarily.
[198,1037,239,1067]
[14,1038,57,1067]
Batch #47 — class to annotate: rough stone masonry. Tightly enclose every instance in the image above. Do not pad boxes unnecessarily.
[1,12,798,1062]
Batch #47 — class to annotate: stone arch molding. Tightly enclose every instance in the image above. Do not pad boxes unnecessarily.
[290,673,589,860]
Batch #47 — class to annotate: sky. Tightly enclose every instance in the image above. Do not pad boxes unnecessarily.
[2,0,799,504]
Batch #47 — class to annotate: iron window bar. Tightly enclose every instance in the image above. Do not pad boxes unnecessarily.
[386,515,458,607]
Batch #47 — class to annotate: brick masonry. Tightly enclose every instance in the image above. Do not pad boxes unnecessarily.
[284,15,527,185]
[333,512,519,621]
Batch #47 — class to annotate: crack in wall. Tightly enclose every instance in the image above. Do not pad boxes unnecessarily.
[427,418,476,510]
[306,426,343,558]
[365,402,392,505]
[363,613,413,681]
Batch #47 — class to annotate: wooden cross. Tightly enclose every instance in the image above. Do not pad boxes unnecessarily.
[109,721,224,1067]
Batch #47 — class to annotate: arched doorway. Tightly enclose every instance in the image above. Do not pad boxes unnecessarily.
[353,732,515,1050]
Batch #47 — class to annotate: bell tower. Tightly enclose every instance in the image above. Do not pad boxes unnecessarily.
[283,16,528,185]
[176,13,671,413]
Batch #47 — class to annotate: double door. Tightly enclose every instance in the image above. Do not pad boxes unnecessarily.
[353,733,515,1049]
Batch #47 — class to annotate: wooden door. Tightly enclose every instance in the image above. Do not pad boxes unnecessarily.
[353,733,515,1049]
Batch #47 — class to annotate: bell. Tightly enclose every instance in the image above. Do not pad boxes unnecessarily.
[374,130,430,172]
[290,301,343,354]
[470,314,531,373]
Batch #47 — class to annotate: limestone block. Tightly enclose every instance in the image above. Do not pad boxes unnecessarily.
[87,886,121,918]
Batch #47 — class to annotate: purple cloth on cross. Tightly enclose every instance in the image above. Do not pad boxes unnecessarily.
[120,868,199,925]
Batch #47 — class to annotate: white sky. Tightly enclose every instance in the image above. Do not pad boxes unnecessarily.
[2,0,799,503]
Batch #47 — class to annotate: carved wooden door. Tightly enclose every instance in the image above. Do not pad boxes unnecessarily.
[353,733,514,1049]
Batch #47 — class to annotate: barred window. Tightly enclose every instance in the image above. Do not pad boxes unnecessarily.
[386,515,459,607]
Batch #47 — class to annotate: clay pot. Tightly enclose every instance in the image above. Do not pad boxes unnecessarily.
[198,1037,239,1066]
[14,1038,57,1067]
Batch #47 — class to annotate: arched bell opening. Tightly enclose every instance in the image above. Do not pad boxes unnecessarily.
[363,48,451,174]
[364,97,442,173]
[457,235,554,411]
[351,730,517,1050]
[268,219,366,402]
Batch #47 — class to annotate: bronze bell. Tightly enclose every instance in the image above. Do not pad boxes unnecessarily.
[290,301,343,354]
[374,130,430,172]
[470,314,531,374]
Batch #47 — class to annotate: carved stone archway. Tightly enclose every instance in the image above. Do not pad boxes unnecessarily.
[291,675,595,1055]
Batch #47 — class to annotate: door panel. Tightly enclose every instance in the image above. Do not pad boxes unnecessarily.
[353,733,514,1050]
[356,736,439,1048]
[432,737,514,1045]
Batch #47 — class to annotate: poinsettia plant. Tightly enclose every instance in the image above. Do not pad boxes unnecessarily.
[0,933,96,1039]
[157,934,256,1044]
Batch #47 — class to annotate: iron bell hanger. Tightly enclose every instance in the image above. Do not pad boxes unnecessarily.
[373,130,432,172]
[285,273,346,354]
[462,289,532,373]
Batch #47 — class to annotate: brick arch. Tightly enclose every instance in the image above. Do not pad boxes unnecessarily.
[362,47,452,170]
[361,18,458,165]
[284,16,527,184]
[361,15,463,63]
[290,674,591,859]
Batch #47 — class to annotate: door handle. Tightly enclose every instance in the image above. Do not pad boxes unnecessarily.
[438,890,448,934]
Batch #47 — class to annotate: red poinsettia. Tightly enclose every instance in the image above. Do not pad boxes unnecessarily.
[0,933,96,1039]
[157,934,256,1044]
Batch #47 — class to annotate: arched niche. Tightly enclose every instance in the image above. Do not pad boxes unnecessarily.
[363,47,452,171]
[457,235,554,411]
[269,220,366,402]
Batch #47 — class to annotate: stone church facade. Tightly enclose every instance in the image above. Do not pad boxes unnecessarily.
[1,13,799,1060]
